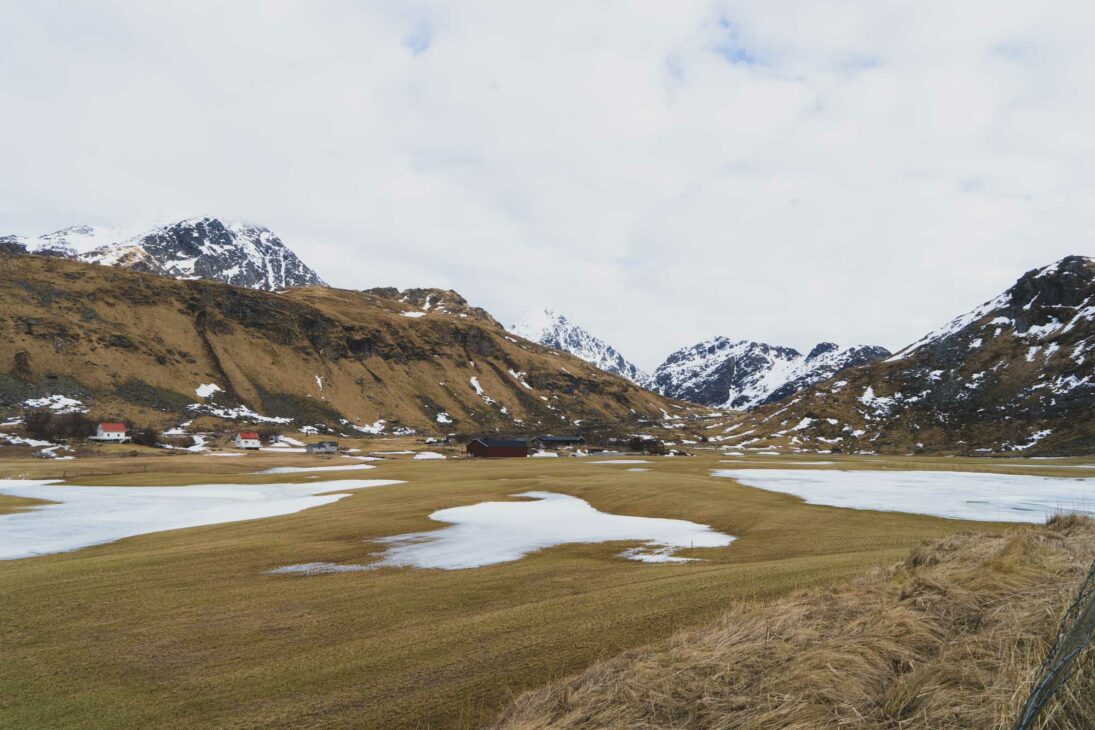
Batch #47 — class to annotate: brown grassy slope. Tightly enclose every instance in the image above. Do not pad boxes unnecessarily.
[493,516,1095,729]
[0,253,690,431]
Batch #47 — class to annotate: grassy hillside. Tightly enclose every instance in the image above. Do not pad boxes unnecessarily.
[0,253,692,433]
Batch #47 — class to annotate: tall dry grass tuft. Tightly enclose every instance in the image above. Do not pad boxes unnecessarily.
[492,517,1095,729]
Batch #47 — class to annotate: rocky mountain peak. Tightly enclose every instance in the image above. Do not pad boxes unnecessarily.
[3,217,326,291]
[509,309,652,388]
[806,342,839,360]
[732,255,1094,455]
[653,337,890,410]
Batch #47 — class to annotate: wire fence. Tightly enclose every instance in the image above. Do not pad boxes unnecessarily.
[1013,558,1095,730]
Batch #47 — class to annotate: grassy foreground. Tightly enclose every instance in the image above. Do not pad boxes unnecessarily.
[0,450,1081,728]
[494,515,1095,729]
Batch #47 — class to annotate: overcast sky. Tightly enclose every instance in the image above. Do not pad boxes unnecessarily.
[2,2,1091,370]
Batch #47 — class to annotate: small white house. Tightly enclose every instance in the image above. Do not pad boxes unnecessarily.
[92,422,129,442]
[235,431,261,450]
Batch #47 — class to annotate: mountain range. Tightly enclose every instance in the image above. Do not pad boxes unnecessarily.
[723,256,1094,455]
[1,217,324,291]
[3,216,1091,454]
[511,311,891,411]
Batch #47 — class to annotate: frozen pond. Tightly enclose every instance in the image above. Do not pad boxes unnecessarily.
[0,478,402,560]
[366,491,734,568]
[712,469,1095,522]
[256,463,376,474]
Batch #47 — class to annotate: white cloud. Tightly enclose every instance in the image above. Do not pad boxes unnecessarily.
[1,1,1091,369]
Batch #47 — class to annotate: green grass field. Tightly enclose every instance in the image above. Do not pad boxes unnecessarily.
[1,447,1085,728]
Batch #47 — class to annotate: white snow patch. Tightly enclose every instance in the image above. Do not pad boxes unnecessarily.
[0,479,403,560]
[366,491,734,569]
[21,395,86,414]
[712,469,1095,523]
[195,383,222,399]
[413,451,446,461]
[256,464,376,475]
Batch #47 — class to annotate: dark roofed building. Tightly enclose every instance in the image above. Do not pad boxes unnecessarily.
[467,438,528,458]
[532,435,586,450]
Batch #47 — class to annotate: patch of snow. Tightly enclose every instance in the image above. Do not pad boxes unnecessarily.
[712,469,1095,523]
[589,459,650,464]
[413,451,446,460]
[256,464,376,474]
[0,478,404,560]
[195,383,222,399]
[435,412,452,424]
[21,395,86,414]
[400,311,426,318]
[366,491,734,569]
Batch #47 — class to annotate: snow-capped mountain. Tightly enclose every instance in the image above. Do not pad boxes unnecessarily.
[2,217,324,291]
[653,337,890,410]
[510,309,653,388]
[730,255,1095,455]
[0,224,141,258]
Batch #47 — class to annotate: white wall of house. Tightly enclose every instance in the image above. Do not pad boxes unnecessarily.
[235,436,261,449]
[94,427,128,441]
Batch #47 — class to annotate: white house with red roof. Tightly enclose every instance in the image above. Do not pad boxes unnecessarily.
[92,422,129,442]
[235,431,261,450]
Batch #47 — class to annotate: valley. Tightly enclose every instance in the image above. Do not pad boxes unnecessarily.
[2,443,1091,728]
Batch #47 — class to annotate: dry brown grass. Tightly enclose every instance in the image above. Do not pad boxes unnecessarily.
[493,516,1095,729]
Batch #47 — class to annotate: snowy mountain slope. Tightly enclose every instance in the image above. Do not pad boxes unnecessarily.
[3,217,325,291]
[80,217,325,290]
[653,338,890,410]
[510,309,653,388]
[0,224,142,258]
[728,255,1095,455]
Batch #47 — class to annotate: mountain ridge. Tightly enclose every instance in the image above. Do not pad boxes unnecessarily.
[510,309,653,388]
[721,255,1095,455]
[2,217,325,291]
[654,337,891,410]
[0,252,691,435]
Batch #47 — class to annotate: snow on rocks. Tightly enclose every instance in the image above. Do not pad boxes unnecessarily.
[712,469,1095,523]
[0,478,404,560]
[21,395,86,414]
[195,383,222,399]
[187,402,291,424]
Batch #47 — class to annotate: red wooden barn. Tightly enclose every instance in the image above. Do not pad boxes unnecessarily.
[466,438,528,458]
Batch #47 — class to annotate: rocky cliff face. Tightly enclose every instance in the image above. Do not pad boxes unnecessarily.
[723,256,1095,455]
[510,309,653,388]
[2,217,325,291]
[653,338,890,410]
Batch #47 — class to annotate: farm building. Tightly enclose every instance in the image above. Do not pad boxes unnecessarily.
[532,435,586,450]
[91,422,128,442]
[466,438,528,458]
[306,440,339,455]
[235,432,261,449]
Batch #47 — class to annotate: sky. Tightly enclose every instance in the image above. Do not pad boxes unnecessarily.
[1,1,1092,371]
